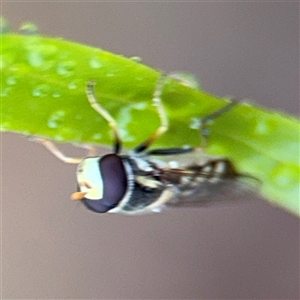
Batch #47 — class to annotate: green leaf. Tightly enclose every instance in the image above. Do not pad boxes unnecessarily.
[1,28,299,216]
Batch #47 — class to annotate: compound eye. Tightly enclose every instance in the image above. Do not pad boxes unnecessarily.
[101,154,128,206]
[83,154,127,213]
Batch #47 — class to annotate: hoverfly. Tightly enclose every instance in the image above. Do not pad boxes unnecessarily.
[35,74,250,214]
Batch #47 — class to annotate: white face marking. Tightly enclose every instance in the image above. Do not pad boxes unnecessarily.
[76,157,103,200]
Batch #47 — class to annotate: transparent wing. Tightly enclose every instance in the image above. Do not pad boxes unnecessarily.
[159,165,259,208]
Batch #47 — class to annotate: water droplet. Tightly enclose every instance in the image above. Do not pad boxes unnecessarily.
[170,72,199,89]
[27,44,58,69]
[19,22,39,35]
[270,163,299,189]
[117,102,148,143]
[130,56,142,63]
[1,87,11,97]
[254,117,273,135]
[89,57,102,69]
[28,51,44,68]
[47,110,66,129]
[119,129,134,142]
[6,76,17,86]
[189,117,201,129]
[68,81,78,90]
[134,102,147,110]
[52,91,62,98]
[32,84,50,97]
[57,61,76,77]
[92,133,102,140]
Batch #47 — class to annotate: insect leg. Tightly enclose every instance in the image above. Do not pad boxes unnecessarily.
[147,147,194,156]
[198,100,238,148]
[134,74,169,153]
[135,72,202,155]
[32,138,87,164]
[86,80,122,154]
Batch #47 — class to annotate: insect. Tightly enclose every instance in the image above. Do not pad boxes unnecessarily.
[35,74,248,214]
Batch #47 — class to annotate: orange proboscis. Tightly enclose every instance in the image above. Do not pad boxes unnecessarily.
[71,191,87,201]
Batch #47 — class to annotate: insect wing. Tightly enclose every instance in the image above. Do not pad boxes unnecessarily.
[167,176,251,208]
[160,161,257,208]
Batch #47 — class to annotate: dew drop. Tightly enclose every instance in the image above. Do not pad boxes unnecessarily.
[52,91,62,98]
[1,87,11,97]
[133,102,148,110]
[92,133,102,140]
[254,118,273,135]
[270,163,299,189]
[170,72,199,89]
[47,110,66,129]
[57,61,76,77]
[117,102,148,142]
[28,51,44,68]
[6,76,17,86]
[19,22,39,35]
[32,84,50,97]
[119,129,134,142]
[130,56,142,63]
[68,81,78,90]
[189,117,201,130]
[89,57,102,69]
[26,44,58,70]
